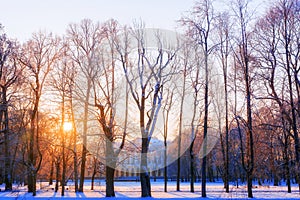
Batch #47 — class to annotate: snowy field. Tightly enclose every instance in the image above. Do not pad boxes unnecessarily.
[1,180,300,199]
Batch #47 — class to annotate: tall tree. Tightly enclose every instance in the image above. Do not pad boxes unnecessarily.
[252,2,288,191]
[181,0,215,197]
[49,42,75,196]
[162,88,174,193]
[176,40,188,192]
[252,0,300,192]
[188,42,202,193]
[278,0,300,190]
[118,25,177,197]
[93,19,127,197]
[231,0,255,197]
[0,25,23,191]
[67,19,101,192]
[215,11,232,193]
[20,31,60,196]
[69,64,79,192]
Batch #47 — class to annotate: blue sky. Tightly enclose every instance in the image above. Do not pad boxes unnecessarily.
[1,0,196,42]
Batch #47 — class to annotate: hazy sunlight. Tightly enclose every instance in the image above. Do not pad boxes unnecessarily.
[63,121,73,132]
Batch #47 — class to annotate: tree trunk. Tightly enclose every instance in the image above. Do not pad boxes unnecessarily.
[27,132,38,196]
[190,140,195,193]
[245,78,254,198]
[177,66,187,192]
[281,115,291,193]
[32,173,37,196]
[201,153,207,197]
[163,90,173,193]
[27,95,41,196]
[201,41,209,197]
[246,172,253,198]
[224,69,230,193]
[138,85,153,198]
[176,153,181,191]
[91,162,97,191]
[140,137,151,197]
[70,95,79,192]
[61,140,66,196]
[2,87,12,191]
[49,158,54,185]
[79,146,87,192]
[219,133,227,189]
[79,80,91,192]
[284,137,291,193]
[163,106,169,193]
[55,159,60,193]
[61,94,66,197]
[164,146,167,192]
[28,126,35,194]
[106,165,116,197]
[190,82,198,193]
[73,150,79,192]
[105,139,116,197]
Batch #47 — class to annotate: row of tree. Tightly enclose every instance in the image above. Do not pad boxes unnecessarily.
[0,0,299,198]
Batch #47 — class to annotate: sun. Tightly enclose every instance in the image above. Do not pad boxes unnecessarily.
[63,121,73,132]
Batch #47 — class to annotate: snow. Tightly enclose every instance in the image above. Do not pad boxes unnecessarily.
[1,180,300,199]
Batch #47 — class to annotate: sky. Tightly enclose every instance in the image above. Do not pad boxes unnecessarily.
[1,0,269,43]
[1,0,196,42]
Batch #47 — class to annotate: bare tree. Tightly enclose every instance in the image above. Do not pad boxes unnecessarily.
[162,87,174,192]
[67,19,101,192]
[252,0,300,191]
[181,0,215,197]
[49,41,76,196]
[118,24,177,197]
[20,31,61,196]
[0,26,23,191]
[278,0,300,190]
[93,19,127,197]
[231,0,255,197]
[214,11,232,193]
[176,40,188,192]
[188,42,202,193]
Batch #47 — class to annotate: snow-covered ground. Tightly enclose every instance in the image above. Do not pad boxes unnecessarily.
[1,180,300,199]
